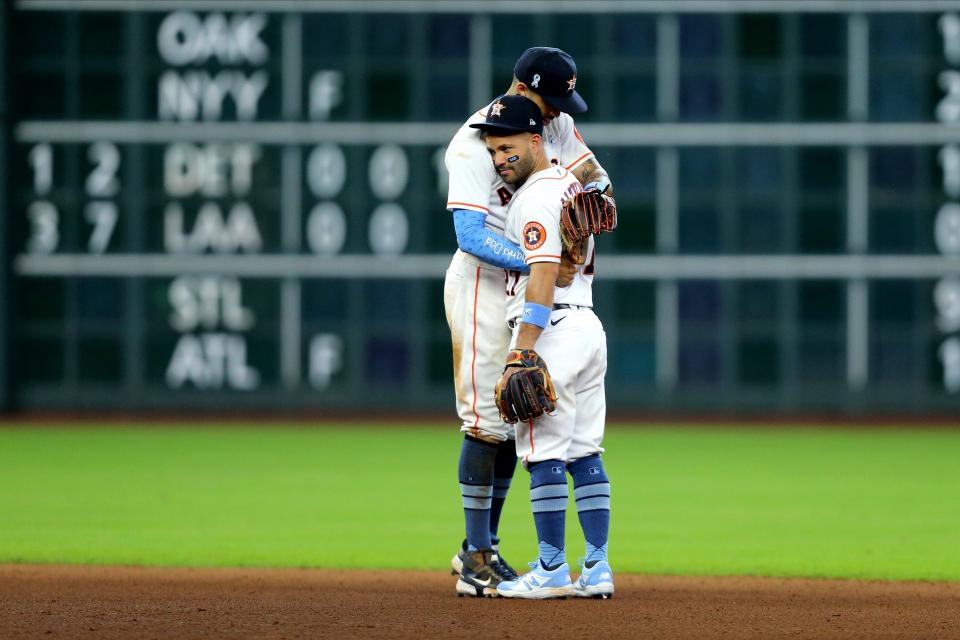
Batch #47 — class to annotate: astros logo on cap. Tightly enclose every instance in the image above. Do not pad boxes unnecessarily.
[567,75,577,93]
[523,221,547,250]
[490,101,506,117]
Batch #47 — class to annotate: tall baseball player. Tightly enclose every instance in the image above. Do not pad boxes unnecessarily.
[470,94,614,600]
[445,47,616,598]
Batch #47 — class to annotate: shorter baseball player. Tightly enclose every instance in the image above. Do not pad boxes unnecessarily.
[470,95,614,600]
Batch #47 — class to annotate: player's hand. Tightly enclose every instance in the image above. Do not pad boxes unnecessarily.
[496,367,520,402]
[561,187,617,244]
[556,253,578,287]
[494,349,557,424]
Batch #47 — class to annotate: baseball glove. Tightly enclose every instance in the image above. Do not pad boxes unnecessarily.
[495,348,558,424]
[560,185,617,260]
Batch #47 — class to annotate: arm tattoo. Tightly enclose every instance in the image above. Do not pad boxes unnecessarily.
[573,159,614,196]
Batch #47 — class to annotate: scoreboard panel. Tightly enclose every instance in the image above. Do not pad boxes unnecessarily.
[5,1,960,414]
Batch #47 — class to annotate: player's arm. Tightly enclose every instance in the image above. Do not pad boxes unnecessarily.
[513,260,559,350]
[511,203,563,351]
[572,158,614,197]
[558,118,616,235]
[452,209,530,272]
[557,116,615,196]
[445,137,531,272]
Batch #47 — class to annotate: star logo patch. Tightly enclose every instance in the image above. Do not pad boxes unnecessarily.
[523,221,547,250]
[566,75,577,93]
[490,101,506,117]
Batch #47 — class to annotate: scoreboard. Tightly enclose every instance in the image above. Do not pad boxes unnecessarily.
[4,0,960,415]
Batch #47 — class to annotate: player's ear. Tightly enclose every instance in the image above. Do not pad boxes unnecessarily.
[530,133,542,152]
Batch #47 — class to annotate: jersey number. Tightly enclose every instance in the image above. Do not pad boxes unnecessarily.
[496,187,513,206]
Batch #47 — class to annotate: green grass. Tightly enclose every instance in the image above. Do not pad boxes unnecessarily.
[0,424,958,581]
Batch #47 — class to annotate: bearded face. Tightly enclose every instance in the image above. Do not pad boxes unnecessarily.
[485,132,542,186]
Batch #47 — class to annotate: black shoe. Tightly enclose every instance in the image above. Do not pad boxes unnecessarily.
[455,549,515,598]
[451,537,517,579]
[490,536,518,579]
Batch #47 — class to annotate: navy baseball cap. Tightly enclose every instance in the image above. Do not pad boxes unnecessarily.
[469,95,543,136]
[513,46,588,114]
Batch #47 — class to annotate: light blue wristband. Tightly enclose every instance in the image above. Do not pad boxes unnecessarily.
[584,180,610,194]
[521,302,552,329]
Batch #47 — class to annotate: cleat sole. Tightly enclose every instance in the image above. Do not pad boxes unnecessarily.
[574,586,615,599]
[455,578,499,598]
[497,585,575,600]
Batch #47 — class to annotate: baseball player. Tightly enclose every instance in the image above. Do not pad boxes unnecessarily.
[445,47,616,598]
[470,94,614,600]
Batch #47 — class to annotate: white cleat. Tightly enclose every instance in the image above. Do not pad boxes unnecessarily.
[573,559,615,599]
[496,561,575,599]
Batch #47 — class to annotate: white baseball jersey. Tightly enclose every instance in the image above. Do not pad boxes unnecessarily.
[503,165,593,325]
[503,164,606,465]
[443,102,595,441]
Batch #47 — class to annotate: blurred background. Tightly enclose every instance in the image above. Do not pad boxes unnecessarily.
[2,0,960,417]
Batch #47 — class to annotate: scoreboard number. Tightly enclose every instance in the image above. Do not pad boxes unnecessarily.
[368,203,409,256]
[26,202,59,255]
[309,334,343,390]
[936,71,960,124]
[368,145,408,200]
[306,202,347,255]
[307,144,346,198]
[85,142,120,198]
[937,145,960,199]
[940,13,960,66]
[934,202,960,255]
[28,143,52,195]
[84,202,118,254]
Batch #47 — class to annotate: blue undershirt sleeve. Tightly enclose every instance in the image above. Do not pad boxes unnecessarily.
[452,209,530,273]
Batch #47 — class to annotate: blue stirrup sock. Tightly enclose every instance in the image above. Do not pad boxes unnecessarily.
[489,439,517,539]
[459,435,497,551]
[529,459,568,570]
[568,455,610,567]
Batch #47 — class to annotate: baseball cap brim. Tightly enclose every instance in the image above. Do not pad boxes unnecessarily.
[542,90,588,114]
[469,122,538,135]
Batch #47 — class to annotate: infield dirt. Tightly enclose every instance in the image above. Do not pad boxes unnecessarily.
[1,565,958,639]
